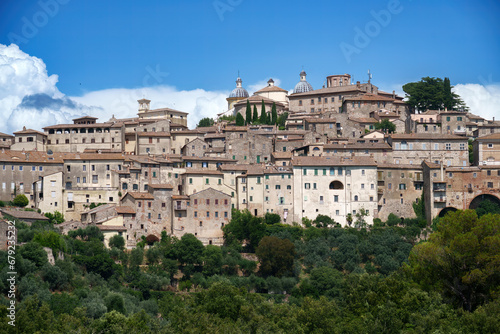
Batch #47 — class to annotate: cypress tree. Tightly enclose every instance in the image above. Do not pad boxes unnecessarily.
[260,100,267,124]
[253,105,259,124]
[236,113,245,126]
[271,102,277,125]
[443,77,453,110]
[245,100,252,125]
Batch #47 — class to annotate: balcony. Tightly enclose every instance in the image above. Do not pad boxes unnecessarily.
[433,183,446,192]
[174,202,187,211]
[434,196,446,203]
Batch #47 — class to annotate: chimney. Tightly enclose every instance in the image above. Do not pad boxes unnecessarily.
[356,81,360,88]
[392,90,395,99]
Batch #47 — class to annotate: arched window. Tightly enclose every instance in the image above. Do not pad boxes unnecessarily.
[354,195,358,201]
[329,181,344,190]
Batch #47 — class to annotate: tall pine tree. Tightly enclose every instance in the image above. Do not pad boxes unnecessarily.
[253,105,259,124]
[271,102,277,125]
[260,100,267,124]
[245,100,252,125]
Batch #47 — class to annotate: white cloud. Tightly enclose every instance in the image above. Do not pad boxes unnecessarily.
[454,83,500,120]
[71,86,230,129]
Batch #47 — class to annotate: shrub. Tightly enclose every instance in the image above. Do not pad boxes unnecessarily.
[13,194,29,207]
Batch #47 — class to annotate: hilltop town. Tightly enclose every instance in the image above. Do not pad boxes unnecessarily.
[1,71,499,248]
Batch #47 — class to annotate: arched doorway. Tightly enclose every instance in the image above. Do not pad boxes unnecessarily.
[469,194,500,210]
[329,181,344,190]
[438,206,458,218]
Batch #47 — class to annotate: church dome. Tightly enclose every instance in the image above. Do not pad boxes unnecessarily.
[294,70,313,93]
[229,77,249,98]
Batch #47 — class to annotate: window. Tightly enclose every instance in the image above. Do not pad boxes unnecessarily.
[487,143,493,148]
[194,211,198,217]
[334,195,339,202]
[399,183,406,190]
[303,168,307,175]
[92,175,98,183]
[287,185,291,190]
[215,212,219,218]
[276,185,281,190]
[354,195,358,201]
[206,178,209,184]
[206,199,210,205]
[207,211,210,218]
[457,116,462,121]
[361,169,365,176]
[371,184,374,189]
[279,197,285,205]
[91,165,95,171]
[460,143,465,150]
[323,169,327,176]
[487,182,493,188]
[434,143,438,150]
[338,168,343,176]
[313,183,317,189]
[305,183,310,189]
[250,196,253,202]
[148,202,152,208]
[330,168,335,176]
[361,184,365,189]
[388,183,392,190]
[83,177,87,183]
[189,178,193,184]
[445,143,451,150]
[19,166,23,171]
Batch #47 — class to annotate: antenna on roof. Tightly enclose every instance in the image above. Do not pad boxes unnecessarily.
[367,69,372,84]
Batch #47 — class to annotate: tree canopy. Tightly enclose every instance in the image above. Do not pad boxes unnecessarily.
[235,113,245,126]
[407,209,500,311]
[374,119,396,133]
[402,76,468,113]
[196,117,214,128]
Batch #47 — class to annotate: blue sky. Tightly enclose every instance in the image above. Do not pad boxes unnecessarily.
[0,0,499,132]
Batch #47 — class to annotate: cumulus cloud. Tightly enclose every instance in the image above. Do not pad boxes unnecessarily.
[0,43,240,132]
[453,83,500,120]
[71,86,230,129]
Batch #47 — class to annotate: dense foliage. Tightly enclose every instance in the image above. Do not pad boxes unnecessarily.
[1,206,499,333]
[403,76,468,112]
[196,117,214,128]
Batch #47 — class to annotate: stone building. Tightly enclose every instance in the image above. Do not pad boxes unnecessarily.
[137,99,188,127]
[182,138,208,157]
[0,132,14,150]
[43,117,124,153]
[473,133,500,166]
[253,79,289,107]
[171,188,231,245]
[292,156,378,226]
[0,150,64,206]
[388,133,469,167]
[422,161,500,222]
[11,127,47,151]
[375,164,424,221]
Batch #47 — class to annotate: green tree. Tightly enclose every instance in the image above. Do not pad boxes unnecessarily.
[245,100,252,125]
[235,113,245,126]
[264,212,281,225]
[256,236,295,277]
[223,209,266,252]
[260,100,267,124]
[403,76,468,112]
[443,77,453,110]
[175,233,204,266]
[374,119,396,133]
[355,208,369,228]
[475,199,500,217]
[44,211,65,224]
[202,245,223,276]
[314,214,334,228]
[13,194,29,207]
[19,242,48,267]
[407,209,500,311]
[277,112,288,128]
[33,230,66,252]
[468,138,474,164]
[271,102,277,125]
[253,105,259,124]
[109,234,125,250]
[197,117,214,127]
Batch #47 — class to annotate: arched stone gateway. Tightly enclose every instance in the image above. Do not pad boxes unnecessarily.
[438,206,458,218]
[469,194,500,210]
